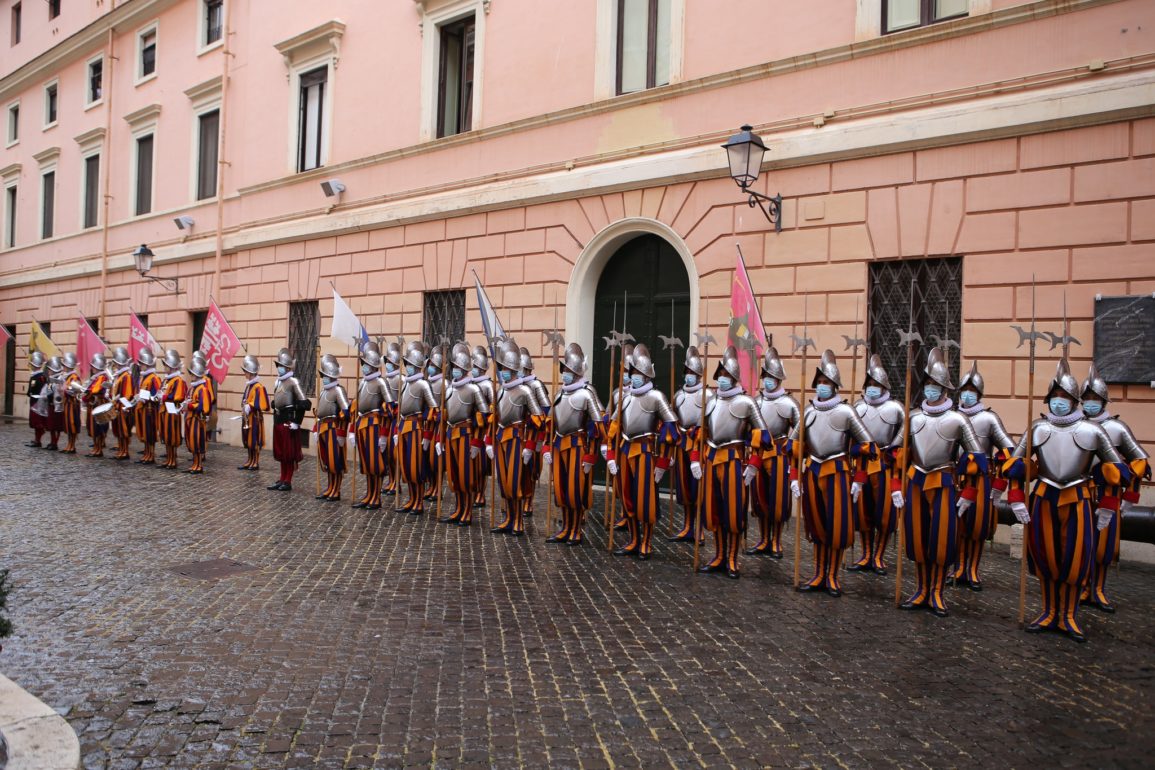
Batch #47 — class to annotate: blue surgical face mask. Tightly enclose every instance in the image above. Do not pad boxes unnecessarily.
[323,375,335,385]
[763,377,777,391]
[562,372,575,385]
[471,367,481,378]
[500,370,513,383]
[277,366,287,376]
[452,368,463,380]
[959,391,979,408]
[1049,397,1072,416]
[630,374,646,389]
[815,384,835,401]
[1083,400,1103,417]
[864,386,883,401]
[427,365,437,377]
[405,365,417,376]
[717,376,733,391]
[362,364,374,376]
[385,362,396,373]
[924,385,943,402]
[684,374,698,387]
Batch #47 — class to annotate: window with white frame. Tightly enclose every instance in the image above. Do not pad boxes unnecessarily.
[134,134,154,215]
[436,14,475,138]
[275,22,342,173]
[883,0,968,34]
[616,0,671,94]
[44,82,58,127]
[196,109,219,200]
[82,153,100,228]
[40,169,54,239]
[87,57,103,105]
[138,25,158,79]
[297,67,326,172]
[5,102,17,145]
[203,0,223,47]
[4,183,17,248]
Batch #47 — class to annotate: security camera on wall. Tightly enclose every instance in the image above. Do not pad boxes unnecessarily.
[320,180,346,198]
[173,215,196,231]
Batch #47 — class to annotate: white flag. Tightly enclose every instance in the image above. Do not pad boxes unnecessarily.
[330,288,367,348]
[473,270,505,347]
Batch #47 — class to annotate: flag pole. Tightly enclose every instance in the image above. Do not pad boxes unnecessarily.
[608,292,628,553]
[315,343,322,496]
[546,301,560,538]
[436,340,449,521]
[845,296,861,571]
[1017,276,1038,625]
[602,301,618,537]
[792,297,810,588]
[350,337,359,504]
[692,299,711,573]
[895,283,916,606]
[667,298,677,537]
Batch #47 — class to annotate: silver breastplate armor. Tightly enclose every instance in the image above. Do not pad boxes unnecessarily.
[674,387,713,429]
[798,402,873,462]
[317,385,349,419]
[400,379,436,418]
[446,382,487,425]
[706,394,768,448]
[855,399,904,449]
[528,377,551,412]
[965,409,1015,456]
[909,409,980,473]
[384,373,401,402]
[553,385,605,437]
[621,388,677,440]
[273,377,305,409]
[1018,419,1123,489]
[759,393,800,439]
[1099,417,1148,462]
[429,377,445,405]
[498,384,542,427]
[357,378,392,413]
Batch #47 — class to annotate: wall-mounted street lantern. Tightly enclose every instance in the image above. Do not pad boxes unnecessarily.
[722,124,783,232]
[132,244,180,294]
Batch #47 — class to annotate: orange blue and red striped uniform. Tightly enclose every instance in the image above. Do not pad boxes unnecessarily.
[110,369,135,459]
[396,409,433,512]
[241,379,270,469]
[951,446,1010,587]
[489,384,546,536]
[698,430,770,575]
[350,395,391,509]
[185,380,211,472]
[605,403,677,559]
[85,372,110,456]
[159,374,187,469]
[445,407,488,525]
[671,426,703,540]
[135,370,163,463]
[546,386,605,544]
[61,372,82,452]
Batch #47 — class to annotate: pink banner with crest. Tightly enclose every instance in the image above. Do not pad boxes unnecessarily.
[197,299,242,382]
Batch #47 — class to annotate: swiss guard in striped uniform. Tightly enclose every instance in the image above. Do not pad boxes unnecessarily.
[25,351,48,448]
[351,343,393,510]
[83,353,111,457]
[894,348,985,617]
[602,343,635,532]
[158,349,187,470]
[315,355,350,501]
[396,342,438,514]
[109,347,135,460]
[382,342,403,497]
[268,348,308,492]
[544,343,605,545]
[849,354,904,574]
[438,343,489,525]
[694,346,769,579]
[488,339,545,536]
[184,356,212,474]
[423,345,447,502]
[520,348,551,517]
[606,343,677,560]
[470,345,495,507]
[60,352,83,454]
[669,346,711,543]
[790,350,873,597]
[134,349,162,466]
[239,355,270,470]
[1005,358,1129,642]
[951,361,1014,591]
[43,356,65,450]
[750,347,799,558]
[1079,363,1148,614]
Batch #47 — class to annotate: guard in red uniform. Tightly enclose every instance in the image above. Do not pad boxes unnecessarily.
[239,355,270,471]
[134,349,163,465]
[158,349,187,470]
[109,347,135,460]
[269,348,309,492]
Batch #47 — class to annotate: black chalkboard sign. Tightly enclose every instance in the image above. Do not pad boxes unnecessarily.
[1093,294,1155,385]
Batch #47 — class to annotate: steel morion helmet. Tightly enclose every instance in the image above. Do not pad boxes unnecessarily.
[684,346,704,377]
[188,357,207,378]
[812,350,843,389]
[1081,362,1109,403]
[923,347,954,391]
[241,354,260,375]
[319,355,342,379]
[714,345,741,383]
[497,339,521,374]
[91,352,107,371]
[47,355,62,373]
[137,348,156,368]
[761,346,786,381]
[275,348,295,370]
[562,342,586,377]
[62,351,78,370]
[519,347,535,375]
[450,342,472,373]
[470,344,489,374]
[403,341,427,371]
[865,353,891,392]
[1048,358,1081,402]
[112,346,131,368]
[429,344,446,373]
[958,360,984,398]
[385,342,402,369]
[163,349,182,371]
[629,343,656,379]
[29,351,45,369]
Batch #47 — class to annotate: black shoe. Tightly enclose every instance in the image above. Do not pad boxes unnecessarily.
[1066,628,1087,644]
[698,563,723,574]
[280,483,292,492]
[43,444,58,451]
[846,563,868,572]
[352,502,368,509]
[796,583,822,593]
[1025,621,1047,634]
[770,550,784,560]
[491,525,511,534]
[438,516,457,524]
[315,494,331,500]
[930,606,950,618]
[898,600,922,611]
[872,566,888,576]
[509,529,524,537]
[566,538,583,546]
[745,547,768,556]
[238,465,251,470]
[667,533,692,542]
[456,520,472,527]
[613,547,637,556]
[546,534,567,543]
[726,569,740,579]
[638,552,651,561]
[25,441,41,448]
[327,496,341,503]
[409,508,423,516]
[968,581,983,593]
[826,587,842,598]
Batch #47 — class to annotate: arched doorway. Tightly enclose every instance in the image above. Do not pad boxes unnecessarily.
[590,233,691,415]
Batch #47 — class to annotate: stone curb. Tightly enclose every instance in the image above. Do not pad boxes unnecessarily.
[0,673,80,770]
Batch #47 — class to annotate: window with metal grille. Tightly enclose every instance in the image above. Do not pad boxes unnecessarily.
[288,301,319,397]
[867,256,962,405]
[422,290,466,348]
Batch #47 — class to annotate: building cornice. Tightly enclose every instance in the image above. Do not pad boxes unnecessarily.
[32,147,61,166]
[274,20,346,73]
[0,163,21,183]
[0,0,183,101]
[123,104,162,129]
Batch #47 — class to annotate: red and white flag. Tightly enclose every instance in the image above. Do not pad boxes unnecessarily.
[129,311,162,362]
[728,246,769,392]
[197,299,242,382]
[76,316,106,379]
[0,324,11,349]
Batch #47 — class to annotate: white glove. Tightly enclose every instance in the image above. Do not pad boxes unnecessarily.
[542,451,552,467]
[289,422,299,430]
[790,479,802,499]
[336,436,346,447]
[1096,508,1114,531]
[243,404,251,415]
[851,481,862,503]
[743,465,757,487]
[607,459,619,476]
[1011,501,1030,525]
[891,491,905,510]
[470,445,480,460]
[435,441,442,456]
[378,437,388,451]
[486,444,494,460]
[393,433,400,446]
[600,444,608,460]
[1121,499,1134,514]
[581,461,593,474]
[422,438,430,451]
[654,467,666,484]
[521,448,533,465]
[690,461,702,480]
[956,497,973,517]
[347,434,355,448]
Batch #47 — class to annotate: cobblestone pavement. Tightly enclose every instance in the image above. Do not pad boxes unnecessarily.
[1,423,1153,769]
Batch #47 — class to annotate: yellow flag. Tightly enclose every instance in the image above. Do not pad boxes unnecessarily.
[29,320,61,358]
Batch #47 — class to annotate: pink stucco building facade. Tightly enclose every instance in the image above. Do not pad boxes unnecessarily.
[0,0,1153,480]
